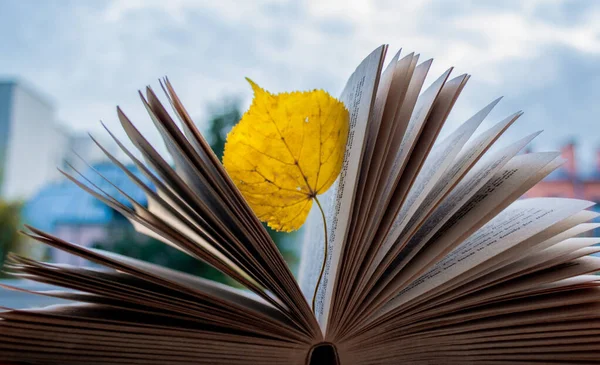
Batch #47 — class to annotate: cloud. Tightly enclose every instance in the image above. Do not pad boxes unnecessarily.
[1,0,600,170]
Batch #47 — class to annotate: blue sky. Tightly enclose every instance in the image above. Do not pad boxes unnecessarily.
[1,0,600,173]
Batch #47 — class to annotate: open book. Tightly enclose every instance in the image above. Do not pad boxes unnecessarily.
[2,45,600,365]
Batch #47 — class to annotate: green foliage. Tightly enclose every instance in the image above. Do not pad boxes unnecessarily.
[0,200,23,273]
[269,229,299,273]
[206,98,242,160]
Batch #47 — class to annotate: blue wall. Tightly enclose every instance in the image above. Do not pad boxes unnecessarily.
[22,162,153,232]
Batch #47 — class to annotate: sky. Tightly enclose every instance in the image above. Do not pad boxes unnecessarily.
[1,0,600,173]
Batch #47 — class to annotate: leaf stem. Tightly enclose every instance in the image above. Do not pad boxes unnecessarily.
[311,195,328,313]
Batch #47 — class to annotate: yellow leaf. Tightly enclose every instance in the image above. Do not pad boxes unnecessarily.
[223,79,349,232]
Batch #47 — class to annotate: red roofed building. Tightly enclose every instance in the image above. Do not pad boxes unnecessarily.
[524,142,600,236]
[525,142,600,200]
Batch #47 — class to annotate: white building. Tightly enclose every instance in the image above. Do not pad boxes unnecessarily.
[0,79,70,200]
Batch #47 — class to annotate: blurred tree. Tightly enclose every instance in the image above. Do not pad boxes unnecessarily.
[0,200,23,275]
[205,98,242,159]
[91,97,299,285]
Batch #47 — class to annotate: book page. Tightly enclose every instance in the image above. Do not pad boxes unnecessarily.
[337,57,425,293]
[382,197,595,312]
[298,45,385,331]
[343,66,447,296]
[96,113,316,314]
[326,54,426,332]
[406,152,562,273]
[4,242,308,341]
[363,133,543,305]
[344,48,400,265]
[389,101,509,246]
[0,302,311,365]
[403,110,520,233]
[380,73,468,231]
[332,50,404,325]
[396,256,600,328]
[391,219,600,324]
[348,53,418,247]
[350,155,560,329]
[370,98,500,274]
[358,52,416,214]
[373,66,449,219]
[452,240,600,304]
[402,286,600,343]
[375,152,561,303]
[353,48,398,206]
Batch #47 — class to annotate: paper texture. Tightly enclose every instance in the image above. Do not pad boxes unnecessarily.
[298,46,385,330]
[382,197,595,312]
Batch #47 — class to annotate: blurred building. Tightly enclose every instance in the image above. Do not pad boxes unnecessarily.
[525,142,600,200]
[0,79,133,263]
[525,142,600,235]
[0,79,70,200]
[22,162,152,265]
[0,79,116,200]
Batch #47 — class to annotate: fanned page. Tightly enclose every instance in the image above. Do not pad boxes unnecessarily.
[0,81,322,364]
[2,44,600,365]
[298,45,600,362]
[298,45,386,330]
